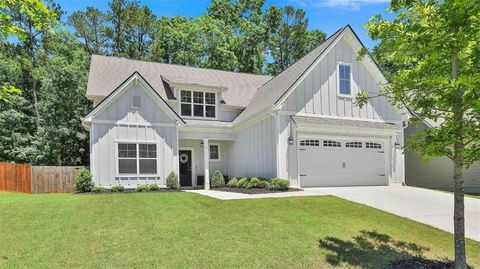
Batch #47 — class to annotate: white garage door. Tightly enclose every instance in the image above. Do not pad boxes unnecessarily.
[299,138,387,187]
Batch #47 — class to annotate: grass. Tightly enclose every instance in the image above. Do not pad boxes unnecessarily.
[0,192,479,268]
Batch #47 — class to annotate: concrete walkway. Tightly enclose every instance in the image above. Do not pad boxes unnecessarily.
[186,186,480,241]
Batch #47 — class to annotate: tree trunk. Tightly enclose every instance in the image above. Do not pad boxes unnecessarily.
[451,50,467,269]
[453,144,466,269]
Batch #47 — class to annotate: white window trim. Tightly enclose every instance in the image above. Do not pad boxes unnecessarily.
[337,61,353,98]
[179,90,218,120]
[115,141,160,177]
[209,143,221,162]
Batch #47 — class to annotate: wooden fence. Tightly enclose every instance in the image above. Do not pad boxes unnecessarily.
[0,162,85,193]
[0,162,31,193]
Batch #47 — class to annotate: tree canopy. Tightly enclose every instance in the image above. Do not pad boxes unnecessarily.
[0,0,326,166]
[359,0,480,267]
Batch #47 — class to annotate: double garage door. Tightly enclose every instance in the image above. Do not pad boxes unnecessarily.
[299,138,387,187]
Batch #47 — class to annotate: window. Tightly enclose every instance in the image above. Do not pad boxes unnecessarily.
[323,140,341,147]
[118,143,157,174]
[346,142,362,148]
[300,140,320,146]
[366,142,382,149]
[338,64,351,95]
[118,144,137,174]
[133,96,141,108]
[210,144,220,160]
[180,90,216,118]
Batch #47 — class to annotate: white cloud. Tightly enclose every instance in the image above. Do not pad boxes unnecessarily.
[290,0,389,10]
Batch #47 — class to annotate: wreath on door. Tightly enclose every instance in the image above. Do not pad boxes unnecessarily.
[179,153,189,164]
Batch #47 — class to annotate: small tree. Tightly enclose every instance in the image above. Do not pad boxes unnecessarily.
[74,168,94,192]
[166,171,180,190]
[358,1,480,267]
[211,170,225,188]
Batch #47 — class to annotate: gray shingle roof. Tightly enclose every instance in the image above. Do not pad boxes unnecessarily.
[87,55,271,107]
[291,116,399,130]
[231,26,348,125]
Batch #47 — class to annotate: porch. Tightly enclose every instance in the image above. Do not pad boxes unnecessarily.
[178,138,232,189]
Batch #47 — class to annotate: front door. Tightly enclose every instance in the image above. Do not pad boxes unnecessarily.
[179,150,192,187]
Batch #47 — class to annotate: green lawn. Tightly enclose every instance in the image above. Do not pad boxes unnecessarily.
[0,192,479,268]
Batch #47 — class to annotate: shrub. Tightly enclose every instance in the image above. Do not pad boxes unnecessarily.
[166,171,180,190]
[247,177,263,188]
[111,185,125,192]
[136,184,150,192]
[74,168,94,192]
[268,178,290,191]
[227,178,239,188]
[237,177,249,188]
[211,171,225,188]
[149,183,160,191]
[92,186,107,193]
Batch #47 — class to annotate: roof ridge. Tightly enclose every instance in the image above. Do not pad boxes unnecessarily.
[91,54,272,78]
[256,25,348,89]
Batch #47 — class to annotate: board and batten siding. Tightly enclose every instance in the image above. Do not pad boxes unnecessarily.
[230,116,277,179]
[91,84,178,187]
[179,139,232,186]
[282,38,400,121]
[405,124,480,193]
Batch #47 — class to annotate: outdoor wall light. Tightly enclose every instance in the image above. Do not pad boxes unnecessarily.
[288,137,294,145]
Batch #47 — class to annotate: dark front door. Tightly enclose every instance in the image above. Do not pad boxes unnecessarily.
[179,150,192,187]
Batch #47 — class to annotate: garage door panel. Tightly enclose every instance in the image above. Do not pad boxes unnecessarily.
[299,138,387,187]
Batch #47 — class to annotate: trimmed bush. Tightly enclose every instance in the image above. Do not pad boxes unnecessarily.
[237,177,249,188]
[247,177,263,188]
[211,171,225,188]
[92,186,107,193]
[149,183,160,191]
[136,184,150,192]
[268,178,290,191]
[226,178,239,188]
[166,171,180,190]
[74,168,94,192]
[111,185,125,192]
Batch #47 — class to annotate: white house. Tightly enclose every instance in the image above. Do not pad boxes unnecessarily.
[405,121,480,194]
[82,25,408,189]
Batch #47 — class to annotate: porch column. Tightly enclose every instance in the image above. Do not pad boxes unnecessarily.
[203,138,210,190]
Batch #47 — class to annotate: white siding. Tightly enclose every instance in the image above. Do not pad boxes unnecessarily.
[230,116,277,178]
[91,84,178,187]
[282,39,401,121]
[179,139,232,186]
[405,124,480,193]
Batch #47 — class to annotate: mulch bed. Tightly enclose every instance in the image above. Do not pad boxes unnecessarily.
[386,258,472,269]
[76,188,180,195]
[213,187,303,195]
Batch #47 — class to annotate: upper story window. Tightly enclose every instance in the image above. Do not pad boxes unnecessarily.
[180,90,216,118]
[338,63,351,95]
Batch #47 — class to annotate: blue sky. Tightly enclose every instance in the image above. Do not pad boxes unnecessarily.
[56,0,393,48]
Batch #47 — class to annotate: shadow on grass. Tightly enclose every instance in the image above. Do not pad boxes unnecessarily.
[318,230,460,269]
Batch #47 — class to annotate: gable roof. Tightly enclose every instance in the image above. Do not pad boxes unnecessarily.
[83,71,185,126]
[87,55,271,108]
[232,26,347,125]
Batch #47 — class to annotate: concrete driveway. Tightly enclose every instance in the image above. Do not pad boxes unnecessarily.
[311,186,480,241]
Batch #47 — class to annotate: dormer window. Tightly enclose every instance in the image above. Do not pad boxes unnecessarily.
[338,63,351,96]
[180,90,216,118]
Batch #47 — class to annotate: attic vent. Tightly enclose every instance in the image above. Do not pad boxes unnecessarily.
[133,96,141,108]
